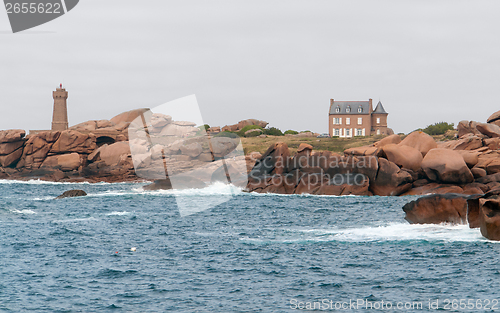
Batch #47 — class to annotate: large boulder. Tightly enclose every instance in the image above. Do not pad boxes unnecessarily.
[456,150,479,168]
[297,143,313,153]
[237,119,268,130]
[0,129,25,143]
[476,122,500,138]
[344,145,379,156]
[17,131,61,169]
[110,108,151,125]
[421,148,474,184]
[487,110,500,124]
[0,147,24,168]
[483,138,500,150]
[403,194,468,224]
[457,120,482,138]
[0,140,24,156]
[402,183,464,196]
[249,142,290,178]
[369,158,412,196]
[41,153,81,171]
[380,144,423,172]
[98,142,131,166]
[439,134,483,150]
[50,130,96,154]
[373,134,401,148]
[399,131,437,157]
[478,198,500,240]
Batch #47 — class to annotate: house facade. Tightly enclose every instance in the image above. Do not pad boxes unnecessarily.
[328,99,389,137]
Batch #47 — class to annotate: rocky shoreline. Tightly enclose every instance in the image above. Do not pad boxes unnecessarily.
[3,107,500,240]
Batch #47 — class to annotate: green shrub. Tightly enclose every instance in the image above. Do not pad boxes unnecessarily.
[422,122,454,135]
[245,130,262,137]
[263,127,283,136]
[284,130,298,135]
[237,125,263,137]
[214,131,239,138]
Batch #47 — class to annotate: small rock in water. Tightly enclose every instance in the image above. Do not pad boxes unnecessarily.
[55,189,87,199]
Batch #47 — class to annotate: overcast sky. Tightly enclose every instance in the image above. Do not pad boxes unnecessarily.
[1,0,499,134]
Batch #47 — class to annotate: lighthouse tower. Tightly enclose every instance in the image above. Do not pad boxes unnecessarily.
[51,84,68,131]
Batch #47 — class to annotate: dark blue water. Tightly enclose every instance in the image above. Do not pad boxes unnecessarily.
[0,180,499,312]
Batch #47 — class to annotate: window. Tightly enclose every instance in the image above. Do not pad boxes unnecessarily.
[357,117,362,125]
[335,106,340,113]
[376,129,380,135]
[376,117,380,124]
[334,117,340,125]
[346,129,350,136]
[346,106,351,113]
[346,118,350,125]
[357,129,363,136]
[358,106,363,113]
[334,129,339,136]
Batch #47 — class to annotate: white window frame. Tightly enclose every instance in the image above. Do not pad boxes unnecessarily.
[358,107,363,113]
[346,118,350,125]
[357,117,362,125]
[346,128,350,137]
[376,129,380,135]
[334,129,339,136]
[346,106,351,113]
[376,117,380,124]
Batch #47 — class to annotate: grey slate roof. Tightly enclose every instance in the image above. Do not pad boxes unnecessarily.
[329,101,370,115]
[373,101,387,114]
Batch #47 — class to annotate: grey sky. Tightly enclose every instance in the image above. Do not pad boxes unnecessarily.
[1,0,499,134]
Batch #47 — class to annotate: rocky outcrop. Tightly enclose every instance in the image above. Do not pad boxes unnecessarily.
[0,129,26,168]
[403,194,469,224]
[379,144,423,172]
[218,119,268,133]
[55,189,87,199]
[421,149,474,184]
[399,131,437,157]
[110,108,151,125]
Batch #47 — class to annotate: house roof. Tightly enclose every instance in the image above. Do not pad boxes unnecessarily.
[373,101,388,114]
[329,101,370,115]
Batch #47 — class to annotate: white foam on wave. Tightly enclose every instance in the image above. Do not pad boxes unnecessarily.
[9,209,37,215]
[241,223,487,244]
[106,211,131,216]
[322,223,484,243]
[85,182,243,199]
[140,182,244,197]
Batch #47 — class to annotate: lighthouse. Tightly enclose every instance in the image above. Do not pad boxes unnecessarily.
[51,84,68,131]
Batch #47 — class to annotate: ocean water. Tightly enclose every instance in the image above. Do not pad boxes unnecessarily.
[0,180,499,312]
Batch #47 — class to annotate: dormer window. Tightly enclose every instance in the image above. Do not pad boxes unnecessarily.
[346,106,351,113]
[335,106,340,113]
[358,106,363,113]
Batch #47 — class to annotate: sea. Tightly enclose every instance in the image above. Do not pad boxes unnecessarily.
[0,180,499,312]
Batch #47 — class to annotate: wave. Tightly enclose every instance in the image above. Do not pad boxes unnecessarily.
[86,182,244,198]
[106,211,132,216]
[240,223,487,244]
[9,209,37,214]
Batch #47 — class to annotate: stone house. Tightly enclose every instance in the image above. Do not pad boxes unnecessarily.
[328,99,389,137]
